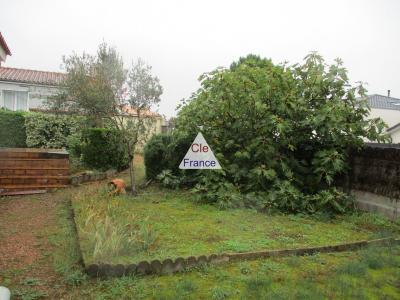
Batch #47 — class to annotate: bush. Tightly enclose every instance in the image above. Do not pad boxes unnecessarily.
[171,53,389,214]
[143,133,173,179]
[0,109,27,147]
[157,170,182,189]
[25,113,84,149]
[80,128,129,171]
[143,133,193,180]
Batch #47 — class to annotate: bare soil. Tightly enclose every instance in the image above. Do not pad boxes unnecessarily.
[0,193,67,299]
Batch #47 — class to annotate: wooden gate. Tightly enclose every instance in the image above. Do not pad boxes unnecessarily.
[0,148,69,196]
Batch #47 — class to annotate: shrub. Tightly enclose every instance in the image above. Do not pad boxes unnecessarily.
[143,133,173,179]
[80,128,129,171]
[157,170,182,189]
[171,53,389,213]
[25,112,84,149]
[66,132,83,158]
[0,109,27,147]
[143,133,193,180]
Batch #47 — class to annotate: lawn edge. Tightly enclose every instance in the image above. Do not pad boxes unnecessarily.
[65,195,86,269]
[84,237,400,278]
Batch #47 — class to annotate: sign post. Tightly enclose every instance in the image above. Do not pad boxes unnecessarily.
[179,132,221,169]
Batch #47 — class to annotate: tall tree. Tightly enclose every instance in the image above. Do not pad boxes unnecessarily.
[121,59,163,194]
[51,43,162,194]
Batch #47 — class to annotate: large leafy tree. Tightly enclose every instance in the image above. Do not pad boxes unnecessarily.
[174,53,389,213]
[51,43,162,194]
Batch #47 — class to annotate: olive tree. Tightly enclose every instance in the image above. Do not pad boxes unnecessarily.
[51,43,162,194]
[121,59,162,194]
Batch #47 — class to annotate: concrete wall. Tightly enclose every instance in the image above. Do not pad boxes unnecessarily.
[350,144,400,220]
[389,129,400,144]
[351,190,399,221]
[0,81,59,111]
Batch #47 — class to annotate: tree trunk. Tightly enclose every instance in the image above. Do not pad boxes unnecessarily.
[127,143,137,195]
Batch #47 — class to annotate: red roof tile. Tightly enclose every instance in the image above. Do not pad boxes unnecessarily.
[0,67,66,86]
[0,32,11,56]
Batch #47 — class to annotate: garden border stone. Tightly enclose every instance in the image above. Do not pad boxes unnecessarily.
[70,170,117,186]
[83,237,399,278]
[65,196,85,269]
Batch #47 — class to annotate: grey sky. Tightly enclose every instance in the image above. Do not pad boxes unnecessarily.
[2,0,399,117]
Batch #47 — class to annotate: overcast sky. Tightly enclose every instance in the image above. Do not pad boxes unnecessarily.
[2,0,399,117]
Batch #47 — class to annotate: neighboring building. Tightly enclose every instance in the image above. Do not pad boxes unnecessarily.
[120,104,167,149]
[0,32,12,66]
[0,33,166,136]
[0,67,66,111]
[367,92,400,143]
[0,32,66,112]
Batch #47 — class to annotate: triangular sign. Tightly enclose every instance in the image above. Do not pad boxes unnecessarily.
[179,132,221,169]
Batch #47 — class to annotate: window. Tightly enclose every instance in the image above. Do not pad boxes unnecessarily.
[4,90,14,110]
[2,90,28,111]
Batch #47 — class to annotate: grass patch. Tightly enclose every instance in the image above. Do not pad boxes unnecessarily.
[71,179,399,264]
[336,260,368,277]
[48,195,87,286]
[13,289,48,300]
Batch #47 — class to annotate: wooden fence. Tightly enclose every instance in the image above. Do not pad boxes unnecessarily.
[0,148,69,196]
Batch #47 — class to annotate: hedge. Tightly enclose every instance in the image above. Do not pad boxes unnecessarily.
[0,110,87,149]
[81,128,129,171]
[25,113,85,149]
[0,109,27,147]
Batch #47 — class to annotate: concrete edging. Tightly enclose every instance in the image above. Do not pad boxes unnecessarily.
[84,237,399,278]
[70,170,117,185]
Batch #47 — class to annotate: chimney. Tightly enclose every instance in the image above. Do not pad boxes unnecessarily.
[388,90,391,97]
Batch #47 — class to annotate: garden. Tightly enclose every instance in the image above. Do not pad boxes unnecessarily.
[72,160,399,266]
[2,170,399,300]
[63,161,400,299]
[1,45,400,299]
[67,52,399,298]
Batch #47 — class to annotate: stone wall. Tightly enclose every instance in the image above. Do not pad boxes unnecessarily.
[350,143,400,220]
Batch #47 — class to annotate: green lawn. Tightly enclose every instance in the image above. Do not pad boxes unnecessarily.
[71,181,399,265]
[57,196,400,300]
[3,174,395,299]
[62,157,400,299]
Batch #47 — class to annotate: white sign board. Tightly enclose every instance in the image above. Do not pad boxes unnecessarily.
[179,132,221,169]
[0,286,10,300]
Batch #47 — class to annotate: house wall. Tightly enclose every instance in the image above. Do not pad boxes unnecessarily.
[0,81,60,111]
[389,129,400,144]
[121,115,166,151]
[368,108,400,143]
[369,108,400,128]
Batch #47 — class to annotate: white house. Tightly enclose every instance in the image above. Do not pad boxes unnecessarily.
[0,67,66,111]
[0,32,11,66]
[367,92,400,143]
[0,32,66,112]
